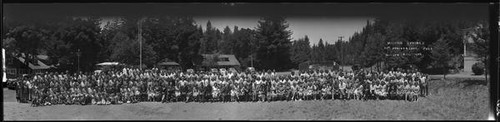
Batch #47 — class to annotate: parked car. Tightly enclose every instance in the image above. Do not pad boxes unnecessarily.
[5,74,28,90]
[6,79,17,90]
[187,69,195,73]
[95,62,125,73]
[210,68,218,73]
[246,67,255,72]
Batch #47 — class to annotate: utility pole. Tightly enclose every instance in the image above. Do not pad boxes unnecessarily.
[138,17,146,71]
[251,55,254,67]
[339,36,344,71]
[77,49,81,73]
[250,37,255,68]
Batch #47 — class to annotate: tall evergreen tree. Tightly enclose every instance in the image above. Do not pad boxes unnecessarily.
[201,20,219,54]
[221,26,233,54]
[430,37,453,79]
[317,38,326,62]
[290,35,311,68]
[255,16,293,71]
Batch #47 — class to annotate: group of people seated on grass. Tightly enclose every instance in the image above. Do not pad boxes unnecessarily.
[16,67,429,107]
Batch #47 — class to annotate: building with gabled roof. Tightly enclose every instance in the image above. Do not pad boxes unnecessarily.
[198,54,241,71]
[156,58,181,71]
[4,51,56,77]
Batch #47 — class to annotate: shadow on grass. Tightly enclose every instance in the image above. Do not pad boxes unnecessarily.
[459,79,487,88]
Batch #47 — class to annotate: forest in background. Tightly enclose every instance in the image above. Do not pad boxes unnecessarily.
[2,16,489,73]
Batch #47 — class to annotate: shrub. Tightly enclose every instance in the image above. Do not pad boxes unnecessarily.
[472,62,485,75]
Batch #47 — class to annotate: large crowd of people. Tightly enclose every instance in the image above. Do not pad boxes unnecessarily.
[15,68,429,107]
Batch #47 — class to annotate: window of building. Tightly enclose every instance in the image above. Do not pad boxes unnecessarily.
[219,57,230,61]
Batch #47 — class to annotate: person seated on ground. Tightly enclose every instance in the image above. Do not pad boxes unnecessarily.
[321,85,331,100]
[379,82,388,98]
[96,94,104,105]
[125,88,132,103]
[120,86,126,99]
[364,79,375,100]
[104,94,111,105]
[91,93,98,105]
[58,93,66,105]
[74,89,81,105]
[353,84,364,100]
[51,92,58,105]
[413,82,420,101]
[67,89,74,105]
[83,94,92,105]
[122,88,128,103]
[406,82,414,101]
[138,79,146,102]
[344,81,353,100]
[404,82,411,101]
[20,69,430,105]
[387,80,396,99]
[47,94,55,105]
[154,86,161,102]
[147,88,154,101]
[367,80,375,99]
[397,82,404,100]
[87,87,94,98]
[109,93,116,104]
[117,93,124,104]
[338,80,347,100]
[164,81,174,103]
[134,86,141,103]
[63,92,71,105]
[39,95,48,106]
[130,87,136,103]
[290,82,297,101]
[372,81,380,99]
[81,88,89,103]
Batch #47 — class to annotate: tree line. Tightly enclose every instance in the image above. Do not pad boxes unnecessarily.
[2,16,295,72]
[290,18,489,75]
[2,16,489,74]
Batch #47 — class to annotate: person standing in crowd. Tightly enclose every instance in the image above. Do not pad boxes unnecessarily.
[338,80,346,100]
[17,67,428,107]
[419,74,428,97]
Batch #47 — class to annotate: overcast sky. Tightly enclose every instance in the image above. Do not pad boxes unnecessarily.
[193,16,373,45]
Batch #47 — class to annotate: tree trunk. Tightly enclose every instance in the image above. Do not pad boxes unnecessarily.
[485,68,488,86]
[484,60,488,86]
[485,72,488,85]
[443,68,447,79]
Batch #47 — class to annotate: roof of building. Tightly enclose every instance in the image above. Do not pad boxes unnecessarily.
[96,62,123,66]
[15,53,55,70]
[201,54,241,66]
[157,58,180,66]
[158,61,180,66]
